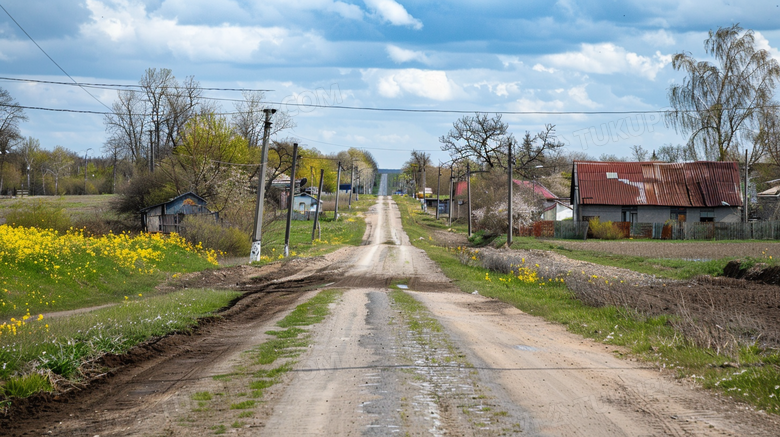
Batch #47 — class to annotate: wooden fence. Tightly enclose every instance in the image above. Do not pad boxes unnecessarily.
[521,220,780,241]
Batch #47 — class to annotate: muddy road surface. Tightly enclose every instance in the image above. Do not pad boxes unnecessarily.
[6,197,780,436]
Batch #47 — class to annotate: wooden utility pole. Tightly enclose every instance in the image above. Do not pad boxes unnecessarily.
[436,165,441,220]
[284,143,299,257]
[467,163,472,237]
[421,162,426,212]
[348,163,354,209]
[448,165,455,227]
[148,130,154,173]
[334,161,342,220]
[312,169,325,242]
[249,108,277,262]
[745,148,749,223]
[507,142,513,246]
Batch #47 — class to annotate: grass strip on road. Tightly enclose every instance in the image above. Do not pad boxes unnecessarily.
[394,195,780,415]
[192,289,342,432]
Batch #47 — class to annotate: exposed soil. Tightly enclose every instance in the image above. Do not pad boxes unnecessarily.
[0,269,334,436]
[555,240,780,260]
[4,197,780,436]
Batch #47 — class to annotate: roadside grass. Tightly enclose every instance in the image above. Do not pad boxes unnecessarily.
[251,195,376,264]
[0,288,238,404]
[197,289,341,425]
[0,195,118,223]
[394,195,731,280]
[0,226,218,319]
[394,195,780,414]
[516,238,730,280]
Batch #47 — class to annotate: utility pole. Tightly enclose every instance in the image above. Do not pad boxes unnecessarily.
[745,148,749,223]
[436,165,441,220]
[148,130,154,173]
[348,163,354,209]
[334,161,342,220]
[284,143,299,257]
[448,164,455,227]
[312,169,325,242]
[507,142,513,246]
[84,148,92,195]
[421,162,426,212]
[249,108,277,263]
[467,162,472,237]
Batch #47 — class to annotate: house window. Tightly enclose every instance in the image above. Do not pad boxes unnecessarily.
[670,207,687,222]
[700,209,714,222]
[621,207,637,223]
[298,202,307,212]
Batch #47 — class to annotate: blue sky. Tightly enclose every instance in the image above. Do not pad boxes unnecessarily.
[1,0,780,168]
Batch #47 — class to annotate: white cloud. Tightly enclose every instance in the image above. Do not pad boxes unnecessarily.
[755,31,780,63]
[376,133,410,143]
[567,85,600,108]
[320,130,337,140]
[327,1,365,20]
[364,0,422,29]
[498,55,523,69]
[642,29,676,47]
[471,81,520,97]
[543,43,672,80]
[510,97,565,113]
[386,45,430,64]
[532,63,557,74]
[362,69,457,100]
[80,0,327,63]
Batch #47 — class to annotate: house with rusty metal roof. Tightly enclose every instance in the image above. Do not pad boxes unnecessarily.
[570,161,743,223]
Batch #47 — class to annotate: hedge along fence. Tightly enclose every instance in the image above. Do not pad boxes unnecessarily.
[520,220,780,241]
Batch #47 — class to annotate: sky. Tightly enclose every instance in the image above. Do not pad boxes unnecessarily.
[1,0,780,169]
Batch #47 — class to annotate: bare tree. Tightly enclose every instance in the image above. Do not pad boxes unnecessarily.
[439,113,515,169]
[46,146,74,195]
[163,75,202,154]
[757,106,780,167]
[232,91,295,148]
[404,150,431,189]
[104,89,147,163]
[18,137,40,194]
[0,88,27,194]
[666,24,780,162]
[655,143,696,162]
[630,145,649,161]
[515,124,565,174]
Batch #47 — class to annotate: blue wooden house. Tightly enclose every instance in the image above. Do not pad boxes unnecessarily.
[140,192,217,233]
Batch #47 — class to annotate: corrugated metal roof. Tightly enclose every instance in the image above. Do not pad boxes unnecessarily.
[513,180,557,199]
[574,161,743,207]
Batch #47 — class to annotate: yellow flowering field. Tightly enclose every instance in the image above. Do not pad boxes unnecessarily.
[0,225,218,320]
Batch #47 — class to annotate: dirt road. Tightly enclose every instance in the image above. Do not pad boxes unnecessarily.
[6,196,780,436]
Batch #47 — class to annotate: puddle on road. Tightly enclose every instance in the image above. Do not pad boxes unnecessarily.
[396,284,408,289]
[514,345,540,352]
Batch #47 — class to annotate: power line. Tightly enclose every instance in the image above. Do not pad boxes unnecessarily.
[3,100,779,118]
[289,132,440,153]
[0,76,274,93]
[0,4,112,111]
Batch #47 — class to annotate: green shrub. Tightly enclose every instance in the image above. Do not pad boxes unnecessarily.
[2,373,51,398]
[588,217,623,240]
[5,199,71,233]
[38,341,90,378]
[181,215,251,256]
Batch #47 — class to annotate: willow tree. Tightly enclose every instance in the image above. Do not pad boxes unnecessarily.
[666,24,780,162]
